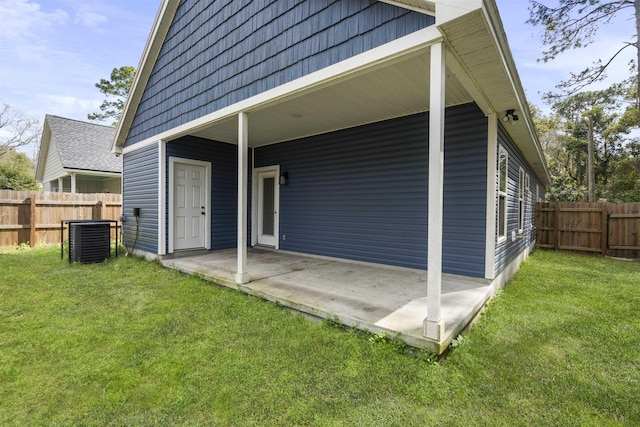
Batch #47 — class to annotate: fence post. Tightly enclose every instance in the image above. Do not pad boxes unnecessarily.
[554,203,560,250]
[601,206,608,256]
[29,192,37,247]
[101,194,107,221]
[93,200,102,220]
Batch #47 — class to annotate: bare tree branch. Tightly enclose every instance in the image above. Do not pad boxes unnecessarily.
[0,103,40,157]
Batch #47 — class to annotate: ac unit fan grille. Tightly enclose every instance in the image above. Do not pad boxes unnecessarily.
[69,222,111,263]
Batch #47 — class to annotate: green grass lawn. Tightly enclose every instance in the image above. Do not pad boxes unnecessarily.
[1,247,638,426]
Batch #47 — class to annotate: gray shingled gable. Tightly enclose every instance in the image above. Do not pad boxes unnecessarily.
[46,115,121,173]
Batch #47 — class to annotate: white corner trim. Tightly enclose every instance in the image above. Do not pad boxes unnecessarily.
[484,113,497,279]
[158,140,167,255]
[122,26,442,154]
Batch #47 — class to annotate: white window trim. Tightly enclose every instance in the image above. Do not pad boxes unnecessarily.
[525,173,531,229]
[251,165,280,249]
[518,167,525,233]
[497,144,508,243]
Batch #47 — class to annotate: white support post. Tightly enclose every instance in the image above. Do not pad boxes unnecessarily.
[58,177,63,193]
[70,174,76,193]
[424,41,445,341]
[236,112,250,284]
[158,140,167,256]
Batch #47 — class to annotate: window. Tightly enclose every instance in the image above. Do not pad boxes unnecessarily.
[525,173,531,228]
[518,168,525,232]
[497,145,508,241]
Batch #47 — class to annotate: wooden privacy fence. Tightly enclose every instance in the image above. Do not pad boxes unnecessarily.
[536,202,640,258]
[0,190,122,248]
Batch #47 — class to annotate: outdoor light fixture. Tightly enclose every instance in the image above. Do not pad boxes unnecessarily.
[280,172,288,185]
[503,109,519,122]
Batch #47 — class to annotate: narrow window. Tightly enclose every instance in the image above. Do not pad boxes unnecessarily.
[518,167,525,232]
[497,145,508,241]
[525,174,531,228]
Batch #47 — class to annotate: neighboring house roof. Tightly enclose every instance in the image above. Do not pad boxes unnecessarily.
[113,0,550,185]
[36,115,121,182]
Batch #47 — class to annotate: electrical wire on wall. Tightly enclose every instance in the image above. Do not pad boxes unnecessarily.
[122,208,140,257]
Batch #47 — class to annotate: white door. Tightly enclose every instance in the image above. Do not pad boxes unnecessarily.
[256,168,279,247]
[174,162,206,250]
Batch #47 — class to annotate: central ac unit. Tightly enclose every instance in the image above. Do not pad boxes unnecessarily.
[69,222,111,263]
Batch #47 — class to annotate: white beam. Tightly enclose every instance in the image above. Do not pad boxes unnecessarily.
[58,177,63,193]
[236,112,250,284]
[424,41,445,341]
[70,173,76,193]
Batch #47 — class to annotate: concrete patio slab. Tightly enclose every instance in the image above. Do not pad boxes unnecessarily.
[162,248,495,353]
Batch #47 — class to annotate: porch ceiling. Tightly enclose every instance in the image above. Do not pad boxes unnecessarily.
[190,48,473,148]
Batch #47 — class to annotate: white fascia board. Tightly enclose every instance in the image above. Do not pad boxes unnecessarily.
[378,0,436,16]
[35,121,51,181]
[112,0,180,154]
[62,169,121,178]
[123,26,442,155]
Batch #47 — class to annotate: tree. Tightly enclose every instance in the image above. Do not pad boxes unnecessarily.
[0,150,39,191]
[532,84,640,201]
[87,65,136,126]
[528,0,639,109]
[0,102,40,157]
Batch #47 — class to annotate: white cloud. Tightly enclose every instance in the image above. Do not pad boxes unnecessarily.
[38,94,102,121]
[0,0,68,40]
[74,10,108,28]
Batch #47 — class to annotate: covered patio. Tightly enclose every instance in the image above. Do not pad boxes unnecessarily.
[162,248,497,353]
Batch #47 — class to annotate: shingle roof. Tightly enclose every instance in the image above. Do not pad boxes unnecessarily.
[46,115,121,173]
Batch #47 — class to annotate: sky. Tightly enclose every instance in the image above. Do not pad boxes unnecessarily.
[0,0,636,158]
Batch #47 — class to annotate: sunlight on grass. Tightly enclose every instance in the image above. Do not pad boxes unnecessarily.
[1,246,638,426]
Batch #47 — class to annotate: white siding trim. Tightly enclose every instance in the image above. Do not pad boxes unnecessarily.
[518,166,525,233]
[484,113,497,279]
[497,144,508,244]
[158,140,167,255]
[377,0,435,16]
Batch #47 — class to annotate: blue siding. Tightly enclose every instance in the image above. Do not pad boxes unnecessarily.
[166,136,238,252]
[122,143,159,254]
[126,0,434,146]
[442,105,488,277]
[255,103,487,277]
[494,124,544,274]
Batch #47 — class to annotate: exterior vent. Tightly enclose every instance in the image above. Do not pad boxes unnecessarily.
[69,222,111,263]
